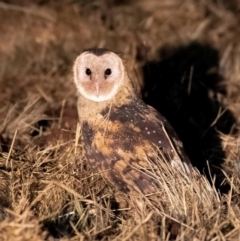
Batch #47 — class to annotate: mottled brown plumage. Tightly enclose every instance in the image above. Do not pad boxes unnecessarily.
[73,48,193,195]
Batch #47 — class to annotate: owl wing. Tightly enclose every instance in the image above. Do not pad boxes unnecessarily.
[146,105,192,167]
[82,98,192,194]
[101,97,192,167]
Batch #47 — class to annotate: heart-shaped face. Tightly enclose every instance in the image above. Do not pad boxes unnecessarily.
[73,49,125,102]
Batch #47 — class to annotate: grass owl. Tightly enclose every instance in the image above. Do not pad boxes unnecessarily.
[73,48,193,195]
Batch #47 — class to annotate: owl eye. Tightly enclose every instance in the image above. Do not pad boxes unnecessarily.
[85,68,92,75]
[105,68,112,76]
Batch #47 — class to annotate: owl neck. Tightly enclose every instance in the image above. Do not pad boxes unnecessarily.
[77,82,136,122]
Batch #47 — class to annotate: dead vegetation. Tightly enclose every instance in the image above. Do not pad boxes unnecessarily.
[0,0,240,240]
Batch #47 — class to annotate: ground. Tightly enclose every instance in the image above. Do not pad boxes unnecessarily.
[0,0,240,240]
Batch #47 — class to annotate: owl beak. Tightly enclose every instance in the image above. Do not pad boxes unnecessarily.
[94,83,100,97]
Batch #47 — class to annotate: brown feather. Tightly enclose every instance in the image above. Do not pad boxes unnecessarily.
[80,95,192,195]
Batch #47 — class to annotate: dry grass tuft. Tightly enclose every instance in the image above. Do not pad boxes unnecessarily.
[0,199,47,241]
[0,0,240,240]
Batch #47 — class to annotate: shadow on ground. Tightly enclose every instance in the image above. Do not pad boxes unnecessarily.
[142,42,236,193]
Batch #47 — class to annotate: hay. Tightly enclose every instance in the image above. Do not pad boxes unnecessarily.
[0,0,240,240]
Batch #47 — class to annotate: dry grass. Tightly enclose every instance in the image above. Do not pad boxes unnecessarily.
[0,0,240,240]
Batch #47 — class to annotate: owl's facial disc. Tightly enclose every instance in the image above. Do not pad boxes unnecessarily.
[73,51,125,102]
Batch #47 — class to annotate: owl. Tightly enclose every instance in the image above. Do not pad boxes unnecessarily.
[73,48,193,195]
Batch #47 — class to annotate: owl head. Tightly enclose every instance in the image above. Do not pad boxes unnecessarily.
[73,48,125,102]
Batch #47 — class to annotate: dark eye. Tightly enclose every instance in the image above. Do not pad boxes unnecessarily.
[105,68,112,76]
[85,68,91,75]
